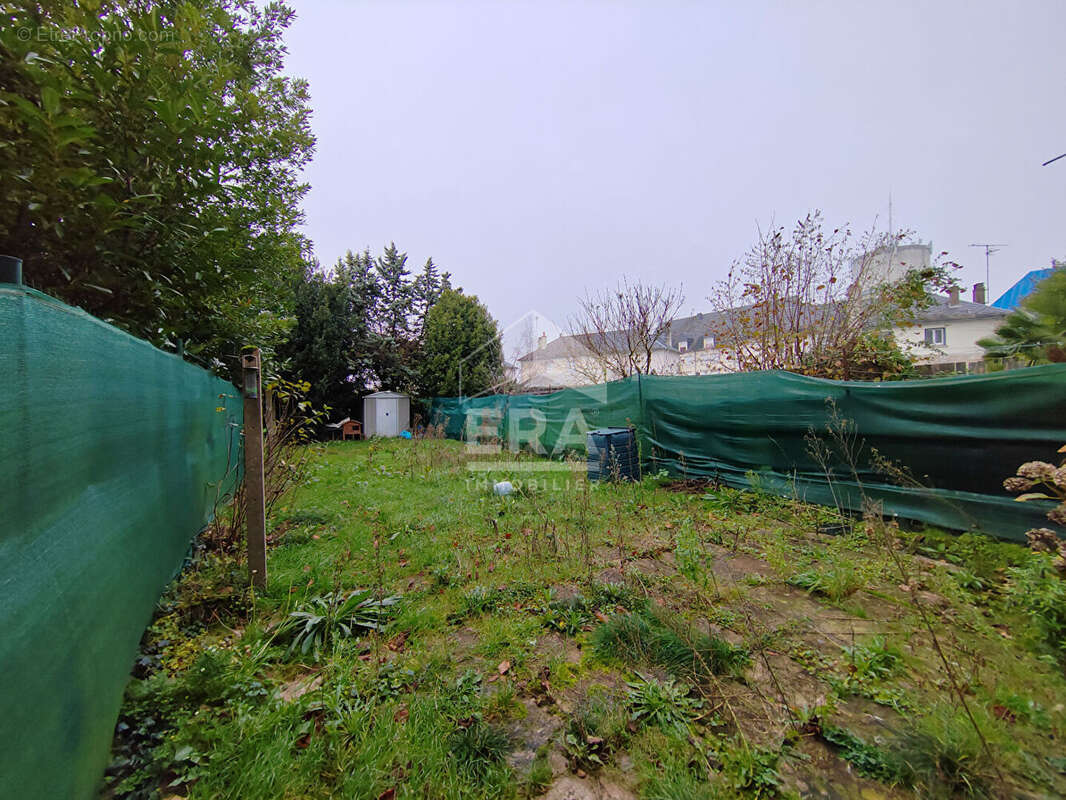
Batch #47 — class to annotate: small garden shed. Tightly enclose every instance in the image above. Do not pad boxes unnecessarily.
[363,391,410,437]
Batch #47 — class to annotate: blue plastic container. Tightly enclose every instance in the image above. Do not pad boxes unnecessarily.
[587,427,640,481]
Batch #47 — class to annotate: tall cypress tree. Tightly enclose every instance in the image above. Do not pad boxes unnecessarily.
[284,243,459,398]
[419,289,503,397]
[411,257,452,339]
[374,242,414,341]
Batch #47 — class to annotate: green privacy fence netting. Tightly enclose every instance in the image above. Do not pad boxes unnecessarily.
[0,285,242,800]
[429,366,1066,542]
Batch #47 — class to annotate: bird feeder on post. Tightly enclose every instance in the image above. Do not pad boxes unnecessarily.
[242,348,267,589]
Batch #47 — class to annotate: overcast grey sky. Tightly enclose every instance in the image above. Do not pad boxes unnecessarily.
[285,0,1066,342]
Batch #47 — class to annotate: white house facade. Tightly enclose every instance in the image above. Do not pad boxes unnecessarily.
[517,251,1010,389]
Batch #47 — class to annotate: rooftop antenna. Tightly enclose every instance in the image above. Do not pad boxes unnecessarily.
[969,243,1007,299]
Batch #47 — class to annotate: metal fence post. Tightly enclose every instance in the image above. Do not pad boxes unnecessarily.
[242,348,267,589]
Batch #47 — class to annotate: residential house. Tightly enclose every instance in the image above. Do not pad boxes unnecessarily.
[517,330,684,390]
[893,284,1009,368]
[517,243,1011,388]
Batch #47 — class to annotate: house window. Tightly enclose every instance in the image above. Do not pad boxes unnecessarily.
[924,327,947,346]
[678,340,688,352]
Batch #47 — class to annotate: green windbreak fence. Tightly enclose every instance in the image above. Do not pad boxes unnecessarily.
[430,366,1066,541]
[0,285,242,800]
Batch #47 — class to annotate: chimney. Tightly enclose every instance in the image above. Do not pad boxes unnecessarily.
[948,286,960,306]
[972,282,986,304]
[537,332,547,350]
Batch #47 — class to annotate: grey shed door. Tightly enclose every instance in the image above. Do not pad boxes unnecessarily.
[375,399,398,437]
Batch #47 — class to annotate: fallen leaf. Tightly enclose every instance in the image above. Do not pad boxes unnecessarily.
[393,706,409,723]
[376,789,396,800]
[594,611,609,623]
[992,705,1016,723]
[497,660,510,675]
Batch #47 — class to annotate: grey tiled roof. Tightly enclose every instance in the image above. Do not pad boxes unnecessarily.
[518,330,674,362]
[519,295,1005,362]
[913,294,1010,322]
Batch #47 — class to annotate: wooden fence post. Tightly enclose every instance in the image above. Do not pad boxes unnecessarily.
[241,348,267,589]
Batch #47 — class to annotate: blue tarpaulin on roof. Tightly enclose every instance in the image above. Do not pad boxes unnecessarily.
[992,269,1055,309]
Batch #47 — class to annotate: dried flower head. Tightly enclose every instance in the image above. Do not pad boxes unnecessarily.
[1054,466,1066,490]
[1003,476,1035,493]
[1017,461,1057,481]
[1047,503,1066,527]
[1025,527,1060,553]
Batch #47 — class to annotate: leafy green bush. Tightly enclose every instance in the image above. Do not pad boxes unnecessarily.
[443,669,484,717]
[274,589,400,660]
[908,529,1028,582]
[674,525,704,582]
[626,673,703,734]
[703,488,762,515]
[589,581,643,611]
[840,636,902,681]
[820,724,900,783]
[1006,554,1066,661]
[718,743,782,797]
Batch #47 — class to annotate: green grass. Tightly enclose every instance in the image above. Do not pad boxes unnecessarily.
[103,439,1066,800]
[591,606,750,679]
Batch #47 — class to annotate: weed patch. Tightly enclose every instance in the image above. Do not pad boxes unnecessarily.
[592,606,749,679]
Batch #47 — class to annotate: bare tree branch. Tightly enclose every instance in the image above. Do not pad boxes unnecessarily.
[568,279,685,382]
[707,211,957,380]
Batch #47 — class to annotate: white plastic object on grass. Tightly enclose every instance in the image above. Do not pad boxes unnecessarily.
[493,481,514,496]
